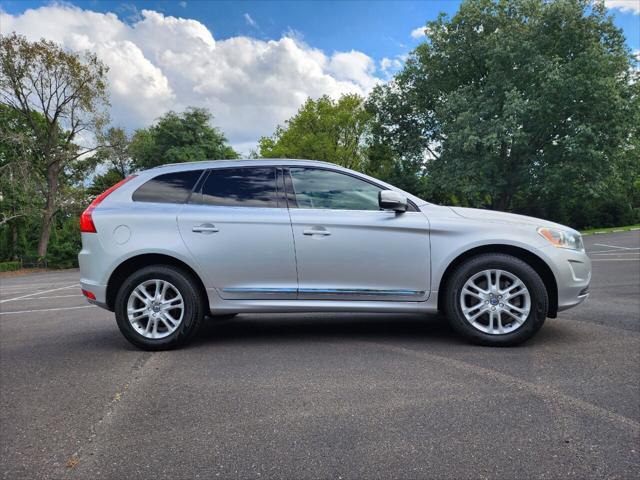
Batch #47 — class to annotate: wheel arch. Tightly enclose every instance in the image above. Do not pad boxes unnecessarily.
[437,244,558,318]
[106,253,209,312]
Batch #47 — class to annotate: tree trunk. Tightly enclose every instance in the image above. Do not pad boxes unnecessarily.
[494,141,513,211]
[37,163,59,259]
[11,221,18,260]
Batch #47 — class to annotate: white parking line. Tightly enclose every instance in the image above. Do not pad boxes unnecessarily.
[30,294,84,300]
[589,252,640,256]
[0,294,84,302]
[0,305,96,315]
[0,284,79,304]
[588,248,640,254]
[591,258,640,262]
[593,244,640,251]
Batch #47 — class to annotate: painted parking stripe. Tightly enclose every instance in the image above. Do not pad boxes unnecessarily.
[0,294,85,302]
[592,244,640,251]
[590,258,640,262]
[29,294,84,300]
[0,284,79,304]
[589,252,640,256]
[0,305,96,315]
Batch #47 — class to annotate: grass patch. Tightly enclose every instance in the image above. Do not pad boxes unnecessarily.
[0,261,21,272]
[580,224,640,236]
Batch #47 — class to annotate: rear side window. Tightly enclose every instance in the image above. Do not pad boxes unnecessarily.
[195,167,278,208]
[132,170,203,204]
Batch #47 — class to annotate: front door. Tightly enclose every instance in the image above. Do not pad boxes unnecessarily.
[178,167,298,300]
[286,167,431,302]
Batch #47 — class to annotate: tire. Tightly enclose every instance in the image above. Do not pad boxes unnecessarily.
[114,265,205,350]
[444,253,548,346]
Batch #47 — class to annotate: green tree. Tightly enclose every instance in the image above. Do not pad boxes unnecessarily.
[258,94,372,170]
[0,33,109,257]
[87,168,128,196]
[130,107,238,170]
[95,127,134,178]
[369,0,638,226]
[0,105,42,259]
[87,127,134,196]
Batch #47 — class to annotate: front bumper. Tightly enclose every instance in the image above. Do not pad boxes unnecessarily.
[539,245,591,312]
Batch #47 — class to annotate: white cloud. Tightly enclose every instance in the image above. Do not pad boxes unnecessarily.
[410,26,426,39]
[179,1,187,8]
[380,57,403,74]
[604,0,640,14]
[328,50,380,91]
[243,13,257,28]
[0,5,382,154]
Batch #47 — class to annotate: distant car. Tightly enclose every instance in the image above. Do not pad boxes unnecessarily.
[78,159,590,350]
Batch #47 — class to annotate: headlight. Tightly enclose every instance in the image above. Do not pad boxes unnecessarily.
[537,227,584,251]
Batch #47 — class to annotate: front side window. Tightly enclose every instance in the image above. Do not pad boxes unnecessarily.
[132,170,203,204]
[196,167,278,208]
[289,168,381,211]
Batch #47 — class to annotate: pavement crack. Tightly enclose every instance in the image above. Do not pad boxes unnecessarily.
[61,351,156,478]
[365,341,640,434]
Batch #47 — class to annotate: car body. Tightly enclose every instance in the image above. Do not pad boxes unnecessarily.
[78,159,591,349]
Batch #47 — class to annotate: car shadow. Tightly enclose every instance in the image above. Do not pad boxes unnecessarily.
[191,312,468,347]
[190,312,581,349]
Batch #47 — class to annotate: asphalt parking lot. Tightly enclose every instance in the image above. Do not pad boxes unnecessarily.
[1,230,638,479]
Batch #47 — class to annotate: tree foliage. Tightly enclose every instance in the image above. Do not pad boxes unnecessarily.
[368,0,639,226]
[258,94,372,170]
[0,33,109,257]
[129,107,238,170]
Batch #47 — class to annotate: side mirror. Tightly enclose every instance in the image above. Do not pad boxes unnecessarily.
[379,190,408,212]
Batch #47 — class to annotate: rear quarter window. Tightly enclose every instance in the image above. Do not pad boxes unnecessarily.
[132,170,203,204]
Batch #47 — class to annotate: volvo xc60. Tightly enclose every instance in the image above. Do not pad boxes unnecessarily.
[78,159,590,349]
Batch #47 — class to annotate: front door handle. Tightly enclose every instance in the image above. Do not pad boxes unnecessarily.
[303,227,331,236]
[192,223,219,234]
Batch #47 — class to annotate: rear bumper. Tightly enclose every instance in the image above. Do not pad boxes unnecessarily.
[78,232,112,310]
[79,280,109,310]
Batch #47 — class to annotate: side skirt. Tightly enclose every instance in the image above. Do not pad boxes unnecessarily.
[207,288,440,315]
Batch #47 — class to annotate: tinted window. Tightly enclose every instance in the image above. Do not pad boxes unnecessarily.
[289,168,381,211]
[197,168,277,208]
[133,170,203,204]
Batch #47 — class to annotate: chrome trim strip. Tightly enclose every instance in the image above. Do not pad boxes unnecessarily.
[222,288,297,294]
[222,288,425,297]
[300,288,425,296]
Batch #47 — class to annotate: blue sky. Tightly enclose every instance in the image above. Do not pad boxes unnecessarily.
[2,0,638,61]
[1,0,638,152]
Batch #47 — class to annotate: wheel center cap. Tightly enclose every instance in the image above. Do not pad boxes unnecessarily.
[152,305,160,312]
[490,297,499,306]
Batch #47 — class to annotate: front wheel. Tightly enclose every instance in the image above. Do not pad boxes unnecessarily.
[444,253,548,346]
[114,265,205,350]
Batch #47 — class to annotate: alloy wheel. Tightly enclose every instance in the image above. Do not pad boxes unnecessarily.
[459,269,531,335]
[126,279,184,339]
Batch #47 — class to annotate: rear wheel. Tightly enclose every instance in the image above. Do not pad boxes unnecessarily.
[114,265,204,350]
[444,253,548,346]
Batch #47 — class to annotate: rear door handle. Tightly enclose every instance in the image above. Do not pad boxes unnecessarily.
[303,227,331,236]
[192,223,219,234]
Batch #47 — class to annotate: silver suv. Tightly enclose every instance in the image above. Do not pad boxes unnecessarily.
[79,159,590,350]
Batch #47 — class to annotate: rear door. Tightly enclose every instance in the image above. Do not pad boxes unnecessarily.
[178,167,298,300]
[286,167,431,302]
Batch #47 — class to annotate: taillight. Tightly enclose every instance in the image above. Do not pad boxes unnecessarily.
[80,175,137,233]
[82,289,96,300]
